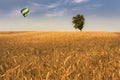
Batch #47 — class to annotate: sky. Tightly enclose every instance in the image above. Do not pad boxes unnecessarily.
[0,0,120,32]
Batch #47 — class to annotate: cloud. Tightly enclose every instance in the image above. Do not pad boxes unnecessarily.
[64,0,88,4]
[45,9,67,17]
[26,2,46,13]
[72,0,88,3]
[30,2,40,7]
[92,4,103,7]
[48,3,61,8]
[26,2,62,14]
[86,4,103,10]
[26,1,67,17]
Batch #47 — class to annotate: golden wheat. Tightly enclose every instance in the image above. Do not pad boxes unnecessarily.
[0,32,120,80]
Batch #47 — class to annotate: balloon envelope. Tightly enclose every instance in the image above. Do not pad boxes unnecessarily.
[21,8,29,17]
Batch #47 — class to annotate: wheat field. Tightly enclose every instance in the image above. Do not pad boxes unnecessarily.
[0,32,120,80]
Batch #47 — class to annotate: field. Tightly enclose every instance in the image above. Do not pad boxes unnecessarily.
[0,32,120,80]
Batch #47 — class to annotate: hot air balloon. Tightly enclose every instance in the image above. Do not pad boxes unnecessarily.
[21,8,29,17]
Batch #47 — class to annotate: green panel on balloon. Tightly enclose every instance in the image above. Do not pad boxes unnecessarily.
[21,8,29,17]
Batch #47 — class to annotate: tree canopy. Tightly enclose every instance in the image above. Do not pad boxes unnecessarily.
[72,14,85,31]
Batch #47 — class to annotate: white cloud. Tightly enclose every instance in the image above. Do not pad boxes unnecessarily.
[45,9,67,17]
[86,4,103,10]
[72,0,88,3]
[30,2,40,7]
[26,2,62,14]
[48,3,61,8]
[64,0,88,4]
[26,2,45,13]
[92,4,103,7]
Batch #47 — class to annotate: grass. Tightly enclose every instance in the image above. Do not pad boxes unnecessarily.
[0,32,120,80]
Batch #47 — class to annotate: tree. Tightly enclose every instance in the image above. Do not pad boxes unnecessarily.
[72,14,85,31]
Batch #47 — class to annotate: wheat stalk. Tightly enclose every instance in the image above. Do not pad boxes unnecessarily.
[64,56,71,65]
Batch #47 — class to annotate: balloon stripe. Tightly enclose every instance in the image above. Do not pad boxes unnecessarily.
[21,8,29,17]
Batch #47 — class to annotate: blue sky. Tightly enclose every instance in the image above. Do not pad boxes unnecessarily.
[0,0,120,31]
